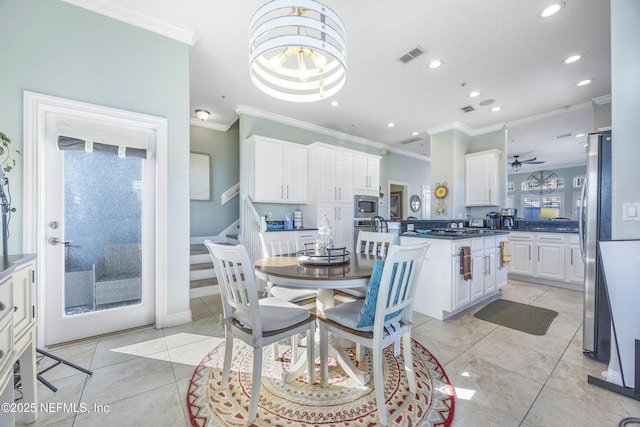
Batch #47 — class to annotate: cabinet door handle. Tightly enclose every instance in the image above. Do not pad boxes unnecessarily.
[538,246,540,262]
[281,184,284,199]
[528,246,531,260]
[287,185,289,199]
[334,187,337,200]
[570,247,574,265]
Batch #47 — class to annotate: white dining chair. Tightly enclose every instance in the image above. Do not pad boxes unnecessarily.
[259,231,318,305]
[204,240,316,424]
[318,242,430,426]
[338,231,397,299]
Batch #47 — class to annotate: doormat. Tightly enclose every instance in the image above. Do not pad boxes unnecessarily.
[474,299,559,336]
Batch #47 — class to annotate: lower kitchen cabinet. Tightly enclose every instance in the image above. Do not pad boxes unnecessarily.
[508,231,582,289]
[402,234,508,320]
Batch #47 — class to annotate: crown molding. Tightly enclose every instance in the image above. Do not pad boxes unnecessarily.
[593,94,612,105]
[235,105,430,161]
[189,118,232,132]
[427,121,505,137]
[62,0,199,46]
[504,101,593,129]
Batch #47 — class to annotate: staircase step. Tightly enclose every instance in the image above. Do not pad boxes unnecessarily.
[190,278,217,289]
[190,243,207,255]
[191,262,213,272]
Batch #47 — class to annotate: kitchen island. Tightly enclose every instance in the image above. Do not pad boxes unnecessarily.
[400,230,509,320]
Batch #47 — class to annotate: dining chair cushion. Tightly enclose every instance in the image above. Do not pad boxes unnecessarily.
[234,297,311,332]
[355,259,402,328]
[323,300,371,332]
[269,286,317,303]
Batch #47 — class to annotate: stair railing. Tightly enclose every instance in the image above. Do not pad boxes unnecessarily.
[241,193,265,263]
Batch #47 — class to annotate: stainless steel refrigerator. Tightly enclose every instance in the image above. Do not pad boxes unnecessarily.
[580,130,612,363]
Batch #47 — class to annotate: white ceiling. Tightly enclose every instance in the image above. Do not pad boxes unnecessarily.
[67,0,611,172]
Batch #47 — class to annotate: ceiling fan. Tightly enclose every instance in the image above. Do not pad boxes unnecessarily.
[510,154,545,172]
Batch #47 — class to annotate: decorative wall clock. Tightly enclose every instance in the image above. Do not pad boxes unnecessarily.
[526,170,558,195]
[410,194,421,212]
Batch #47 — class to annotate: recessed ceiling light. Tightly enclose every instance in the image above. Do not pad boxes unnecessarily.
[563,54,583,64]
[575,133,585,138]
[490,106,501,112]
[541,2,565,18]
[577,79,593,86]
[428,59,443,69]
[468,91,480,98]
[479,99,495,106]
[387,122,395,128]
[330,100,340,107]
[412,131,420,136]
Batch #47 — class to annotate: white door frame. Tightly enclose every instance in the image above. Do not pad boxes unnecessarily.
[23,91,170,345]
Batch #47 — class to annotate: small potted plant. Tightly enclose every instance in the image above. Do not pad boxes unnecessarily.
[0,132,19,174]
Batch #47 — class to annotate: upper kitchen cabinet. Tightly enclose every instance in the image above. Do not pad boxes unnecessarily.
[309,143,354,203]
[248,135,308,204]
[465,149,501,206]
[353,153,381,197]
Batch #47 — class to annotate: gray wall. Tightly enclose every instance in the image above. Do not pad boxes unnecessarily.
[190,124,240,237]
[239,113,430,224]
[0,0,191,315]
[508,165,587,220]
[611,0,640,239]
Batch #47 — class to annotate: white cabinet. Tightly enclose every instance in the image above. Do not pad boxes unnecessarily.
[0,257,38,426]
[465,149,501,206]
[249,135,308,204]
[508,231,582,288]
[536,233,565,281]
[402,235,504,320]
[508,232,535,275]
[317,203,352,250]
[565,234,585,284]
[353,153,380,196]
[311,145,353,203]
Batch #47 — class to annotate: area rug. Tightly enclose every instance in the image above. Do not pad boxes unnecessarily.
[474,299,559,336]
[186,338,455,426]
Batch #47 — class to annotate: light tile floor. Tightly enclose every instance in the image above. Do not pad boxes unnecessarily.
[15,280,640,426]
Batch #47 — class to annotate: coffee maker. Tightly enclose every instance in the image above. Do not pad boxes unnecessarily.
[500,208,517,229]
[486,212,501,230]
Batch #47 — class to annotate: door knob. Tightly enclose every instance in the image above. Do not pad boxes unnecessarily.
[48,237,71,246]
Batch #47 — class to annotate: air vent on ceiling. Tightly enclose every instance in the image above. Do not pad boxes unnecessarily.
[399,47,425,64]
[398,137,422,145]
[555,133,572,139]
[461,105,475,113]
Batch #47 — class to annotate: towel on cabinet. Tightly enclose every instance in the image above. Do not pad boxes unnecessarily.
[500,241,512,267]
[460,246,472,281]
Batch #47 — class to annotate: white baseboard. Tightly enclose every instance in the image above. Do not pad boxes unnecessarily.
[165,309,192,328]
[190,285,220,299]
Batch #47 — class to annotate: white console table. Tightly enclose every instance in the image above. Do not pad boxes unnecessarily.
[0,254,38,425]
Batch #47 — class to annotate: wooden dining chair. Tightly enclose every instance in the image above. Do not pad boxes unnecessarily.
[318,242,430,426]
[204,240,316,423]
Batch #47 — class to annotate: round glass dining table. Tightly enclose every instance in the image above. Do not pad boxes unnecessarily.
[254,252,378,384]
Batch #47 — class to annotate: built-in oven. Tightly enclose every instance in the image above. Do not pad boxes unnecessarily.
[354,219,372,251]
[354,195,379,219]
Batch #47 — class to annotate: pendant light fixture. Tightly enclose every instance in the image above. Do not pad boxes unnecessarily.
[249,0,347,103]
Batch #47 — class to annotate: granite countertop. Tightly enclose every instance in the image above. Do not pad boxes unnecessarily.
[400,219,578,234]
[0,253,37,280]
[402,230,510,240]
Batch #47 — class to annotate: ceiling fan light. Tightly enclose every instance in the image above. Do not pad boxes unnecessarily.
[512,162,521,172]
[249,0,347,103]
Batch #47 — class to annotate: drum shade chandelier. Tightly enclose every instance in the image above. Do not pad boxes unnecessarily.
[249,0,347,102]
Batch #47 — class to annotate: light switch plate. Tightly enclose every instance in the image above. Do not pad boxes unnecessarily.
[622,202,640,221]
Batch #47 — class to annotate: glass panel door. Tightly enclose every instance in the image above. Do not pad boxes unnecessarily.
[63,150,143,315]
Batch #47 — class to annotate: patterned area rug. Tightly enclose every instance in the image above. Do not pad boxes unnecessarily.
[186,338,455,426]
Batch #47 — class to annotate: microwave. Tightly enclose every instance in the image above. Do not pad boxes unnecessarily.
[354,195,379,218]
